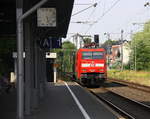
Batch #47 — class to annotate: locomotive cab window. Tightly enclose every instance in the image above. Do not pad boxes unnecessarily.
[82,52,92,59]
[82,51,104,59]
[93,52,104,59]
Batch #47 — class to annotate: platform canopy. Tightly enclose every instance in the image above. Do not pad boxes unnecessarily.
[0,0,74,38]
[0,0,16,35]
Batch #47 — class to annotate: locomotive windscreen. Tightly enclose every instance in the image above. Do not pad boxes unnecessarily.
[82,51,104,59]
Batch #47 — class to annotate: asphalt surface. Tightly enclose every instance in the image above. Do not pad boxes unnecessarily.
[0,82,118,119]
[26,82,118,119]
[0,89,17,119]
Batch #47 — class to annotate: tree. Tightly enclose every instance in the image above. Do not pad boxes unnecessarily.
[62,41,76,49]
[101,39,118,48]
[82,37,92,45]
[50,41,76,73]
[130,21,150,71]
[101,39,119,55]
[60,41,76,72]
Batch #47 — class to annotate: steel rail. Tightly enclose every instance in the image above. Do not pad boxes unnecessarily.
[106,89,150,110]
[89,87,150,119]
[89,91,135,119]
[108,78,150,93]
[63,73,150,118]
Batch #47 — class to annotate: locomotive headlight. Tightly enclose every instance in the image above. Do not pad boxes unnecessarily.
[90,69,95,72]
[98,69,104,71]
[81,63,90,67]
[95,63,104,67]
[82,69,87,71]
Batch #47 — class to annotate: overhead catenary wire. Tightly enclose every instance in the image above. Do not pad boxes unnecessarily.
[39,1,103,40]
[87,3,98,19]
[71,1,100,34]
[72,2,98,17]
[68,0,149,44]
[74,3,95,6]
[76,1,101,33]
[102,0,107,17]
[39,2,99,38]
[112,7,150,34]
[85,0,122,34]
[87,0,101,19]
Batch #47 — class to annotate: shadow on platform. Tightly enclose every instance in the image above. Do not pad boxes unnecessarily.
[0,89,17,119]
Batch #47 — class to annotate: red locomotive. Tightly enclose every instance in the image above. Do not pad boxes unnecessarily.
[73,47,107,87]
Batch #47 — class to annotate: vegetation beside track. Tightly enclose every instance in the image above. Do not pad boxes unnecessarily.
[108,70,150,86]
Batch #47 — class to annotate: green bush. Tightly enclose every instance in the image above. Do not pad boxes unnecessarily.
[108,70,150,86]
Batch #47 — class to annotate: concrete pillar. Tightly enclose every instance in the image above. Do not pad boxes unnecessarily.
[54,66,57,83]
[39,49,44,99]
[14,58,17,83]
[42,51,47,93]
[33,37,40,109]
[24,22,31,115]
[30,28,35,111]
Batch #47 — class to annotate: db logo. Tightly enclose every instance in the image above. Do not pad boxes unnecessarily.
[91,63,95,67]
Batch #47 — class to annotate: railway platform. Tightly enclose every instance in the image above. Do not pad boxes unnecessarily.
[0,89,17,119]
[0,81,120,119]
[25,81,119,119]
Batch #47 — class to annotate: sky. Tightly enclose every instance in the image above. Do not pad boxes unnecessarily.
[65,0,150,43]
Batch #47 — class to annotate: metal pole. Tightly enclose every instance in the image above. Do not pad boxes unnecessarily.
[121,30,124,71]
[134,37,137,71]
[17,19,24,119]
[80,37,82,48]
[107,33,110,68]
[20,0,48,21]
[14,59,17,84]
[104,33,110,69]
[24,22,31,115]
[16,0,48,119]
[61,52,63,78]
[75,34,78,48]
[130,30,133,70]
[16,5,24,119]
[54,66,57,83]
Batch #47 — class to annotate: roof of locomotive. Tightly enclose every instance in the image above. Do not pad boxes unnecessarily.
[77,48,105,52]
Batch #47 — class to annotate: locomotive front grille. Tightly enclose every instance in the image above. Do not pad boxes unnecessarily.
[81,73,105,79]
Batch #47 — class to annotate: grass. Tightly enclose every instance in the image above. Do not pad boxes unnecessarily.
[108,70,150,86]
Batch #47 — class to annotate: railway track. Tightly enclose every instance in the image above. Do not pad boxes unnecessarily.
[108,78,150,93]
[64,72,150,93]
[89,87,150,119]
[63,73,150,118]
